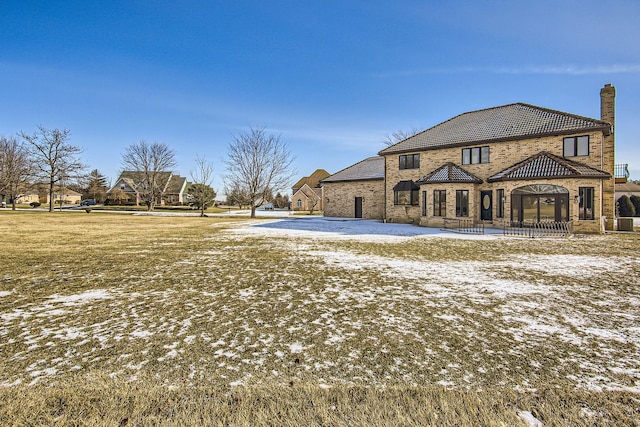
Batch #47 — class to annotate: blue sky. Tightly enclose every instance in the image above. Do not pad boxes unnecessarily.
[1,0,639,190]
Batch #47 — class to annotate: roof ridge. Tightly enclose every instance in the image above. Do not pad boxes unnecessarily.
[323,156,382,180]
[516,103,611,126]
[379,101,611,156]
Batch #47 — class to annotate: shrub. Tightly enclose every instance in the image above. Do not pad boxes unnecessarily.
[29,202,41,208]
[629,195,640,217]
[617,195,635,217]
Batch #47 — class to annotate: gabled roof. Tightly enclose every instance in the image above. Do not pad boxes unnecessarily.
[416,163,483,185]
[294,183,321,200]
[487,151,611,182]
[322,156,385,183]
[165,175,187,194]
[379,103,611,155]
[108,171,186,194]
[292,169,331,190]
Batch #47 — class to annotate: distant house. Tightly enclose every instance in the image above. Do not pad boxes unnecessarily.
[107,171,188,206]
[615,182,640,200]
[17,184,82,206]
[322,156,385,219]
[291,169,330,211]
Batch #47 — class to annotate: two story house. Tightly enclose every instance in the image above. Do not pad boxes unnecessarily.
[324,84,616,233]
[378,84,615,233]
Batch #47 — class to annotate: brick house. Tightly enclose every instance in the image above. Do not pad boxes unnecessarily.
[291,169,330,211]
[322,156,385,219]
[376,84,616,233]
[107,171,188,206]
[324,85,617,233]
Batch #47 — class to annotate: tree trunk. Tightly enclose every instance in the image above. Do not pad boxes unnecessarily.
[250,205,256,218]
[49,180,55,212]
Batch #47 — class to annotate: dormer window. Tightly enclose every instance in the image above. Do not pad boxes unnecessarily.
[563,136,589,157]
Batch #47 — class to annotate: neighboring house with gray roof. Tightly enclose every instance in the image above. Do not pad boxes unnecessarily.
[107,171,188,206]
[375,84,616,232]
[322,156,385,219]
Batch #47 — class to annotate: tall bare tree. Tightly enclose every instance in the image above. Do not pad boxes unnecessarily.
[0,136,33,210]
[121,141,177,211]
[381,128,420,146]
[224,126,295,218]
[19,126,84,212]
[188,156,216,217]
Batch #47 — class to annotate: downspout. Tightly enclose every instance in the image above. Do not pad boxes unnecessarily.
[383,156,387,222]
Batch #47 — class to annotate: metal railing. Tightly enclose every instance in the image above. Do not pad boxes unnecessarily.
[615,164,630,180]
[442,218,485,234]
[504,220,573,238]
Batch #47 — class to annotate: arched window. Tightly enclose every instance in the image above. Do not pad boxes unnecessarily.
[297,199,302,208]
[511,184,568,223]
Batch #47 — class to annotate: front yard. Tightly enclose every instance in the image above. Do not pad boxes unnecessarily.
[0,211,638,425]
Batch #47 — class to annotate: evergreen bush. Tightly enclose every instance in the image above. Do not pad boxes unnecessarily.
[629,195,640,217]
[617,195,636,217]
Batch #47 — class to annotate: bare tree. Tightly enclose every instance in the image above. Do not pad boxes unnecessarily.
[224,127,295,218]
[121,141,177,211]
[19,126,84,212]
[0,136,33,210]
[381,128,421,146]
[188,156,216,217]
[224,183,250,209]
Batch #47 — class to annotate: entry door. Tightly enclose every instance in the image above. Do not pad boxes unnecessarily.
[480,191,492,221]
[355,197,363,218]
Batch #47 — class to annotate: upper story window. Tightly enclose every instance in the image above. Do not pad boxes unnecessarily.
[563,135,589,157]
[462,146,490,165]
[399,154,420,170]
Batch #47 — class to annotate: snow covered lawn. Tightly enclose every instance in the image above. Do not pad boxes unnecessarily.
[1,214,638,399]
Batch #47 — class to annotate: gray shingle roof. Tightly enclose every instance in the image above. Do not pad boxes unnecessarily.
[487,151,611,182]
[322,156,385,183]
[379,103,611,155]
[416,163,483,184]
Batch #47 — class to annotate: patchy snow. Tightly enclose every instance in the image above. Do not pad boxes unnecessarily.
[289,342,304,353]
[0,290,12,298]
[1,216,638,394]
[228,217,502,242]
[518,411,543,427]
[47,289,111,305]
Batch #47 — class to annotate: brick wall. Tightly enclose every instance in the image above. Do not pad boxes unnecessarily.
[324,180,384,219]
[600,84,616,229]
[383,131,611,232]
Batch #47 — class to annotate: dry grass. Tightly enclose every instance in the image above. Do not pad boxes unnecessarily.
[1,210,639,425]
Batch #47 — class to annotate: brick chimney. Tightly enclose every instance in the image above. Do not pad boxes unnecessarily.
[600,83,615,230]
[600,83,615,131]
